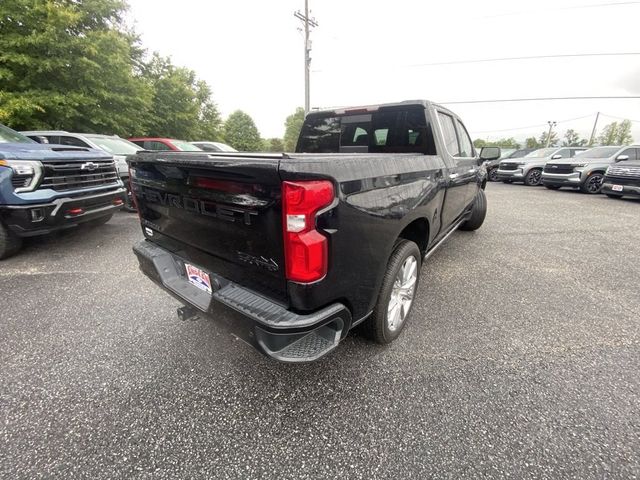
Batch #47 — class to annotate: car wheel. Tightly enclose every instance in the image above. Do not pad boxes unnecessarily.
[545,185,561,190]
[362,239,421,344]
[605,193,622,199]
[0,221,23,260]
[459,189,487,231]
[488,168,499,182]
[524,168,542,186]
[580,173,604,194]
[86,214,113,228]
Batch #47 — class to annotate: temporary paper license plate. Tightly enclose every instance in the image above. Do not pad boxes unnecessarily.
[185,263,212,294]
[612,185,623,192]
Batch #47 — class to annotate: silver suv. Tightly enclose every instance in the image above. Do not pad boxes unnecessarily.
[496,147,587,186]
[21,131,141,211]
[540,145,636,194]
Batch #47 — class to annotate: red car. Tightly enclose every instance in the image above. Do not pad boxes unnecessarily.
[128,137,202,152]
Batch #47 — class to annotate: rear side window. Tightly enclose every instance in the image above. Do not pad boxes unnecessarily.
[296,107,436,154]
[437,112,460,157]
[455,119,474,157]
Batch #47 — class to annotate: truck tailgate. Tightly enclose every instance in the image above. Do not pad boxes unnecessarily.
[129,152,287,303]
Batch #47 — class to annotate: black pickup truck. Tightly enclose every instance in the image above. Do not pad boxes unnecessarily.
[130,100,497,362]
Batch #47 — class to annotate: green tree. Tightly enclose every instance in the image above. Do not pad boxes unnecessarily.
[264,138,284,152]
[525,137,542,149]
[473,138,519,149]
[283,107,305,152]
[598,122,619,145]
[0,0,151,135]
[615,119,633,145]
[562,129,587,147]
[539,129,559,147]
[223,110,262,151]
[142,54,221,140]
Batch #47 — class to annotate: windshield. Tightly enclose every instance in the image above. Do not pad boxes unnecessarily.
[525,148,557,158]
[509,149,530,158]
[0,124,34,144]
[574,146,620,159]
[172,140,202,151]
[86,136,141,155]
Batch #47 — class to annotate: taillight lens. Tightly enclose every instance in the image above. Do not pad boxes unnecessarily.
[282,180,334,283]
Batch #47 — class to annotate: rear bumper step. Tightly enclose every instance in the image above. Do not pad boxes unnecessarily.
[133,240,351,362]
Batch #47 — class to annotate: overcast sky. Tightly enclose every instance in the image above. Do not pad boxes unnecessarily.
[127,0,640,143]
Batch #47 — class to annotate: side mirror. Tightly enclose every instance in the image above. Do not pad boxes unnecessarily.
[551,154,563,160]
[616,154,629,162]
[479,146,501,163]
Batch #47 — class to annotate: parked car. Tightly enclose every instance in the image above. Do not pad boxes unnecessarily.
[22,131,141,211]
[128,137,202,152]
[129,100,497,362]
[0,124,126,259]
[540,146,624,194]
[486,148,534,182]
[496,147,587,186]
[191,141,237,152]
[601,145,640,199]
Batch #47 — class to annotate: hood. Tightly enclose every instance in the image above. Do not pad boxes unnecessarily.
[0,142,112,162]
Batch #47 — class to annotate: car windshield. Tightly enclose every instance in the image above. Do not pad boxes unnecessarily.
[0,124,34,144]
[509,150,530,158]
[525,148,557,158]
[211,142,237,152]
[86,136,141,155]
[172,140,202,151]
[574,146,620,159]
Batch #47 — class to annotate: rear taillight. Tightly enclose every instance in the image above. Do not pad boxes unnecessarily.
[282,180,334,283]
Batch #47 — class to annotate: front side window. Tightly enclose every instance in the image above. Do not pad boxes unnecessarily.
[171,140,202,152]
[437,112,460,157]
[619,148,637,160]
[455,119,474,157]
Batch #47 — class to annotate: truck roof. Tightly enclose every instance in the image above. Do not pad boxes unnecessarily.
[306,99,443,117]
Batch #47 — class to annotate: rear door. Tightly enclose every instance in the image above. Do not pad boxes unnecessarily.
[435,110,477,228]
[130,152,288,303]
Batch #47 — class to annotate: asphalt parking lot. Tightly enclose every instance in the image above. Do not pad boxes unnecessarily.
[1,183,639,479]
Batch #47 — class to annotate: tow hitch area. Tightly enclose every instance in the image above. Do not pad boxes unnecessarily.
[177,305,200,321]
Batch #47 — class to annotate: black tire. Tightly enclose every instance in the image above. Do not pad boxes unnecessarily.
[459,189,487,231]
[545,185,561,190]
[0,221,23,260]
[488,168,499,182]
[606,193,622,199]
[86,213,113,228]
[362,239,421,344]
[580,172,604,194]
[524,168,542,186]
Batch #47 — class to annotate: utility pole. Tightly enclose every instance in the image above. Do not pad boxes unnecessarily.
[294,1,318,113]
[588,112,600,146]
[546,121,557,147]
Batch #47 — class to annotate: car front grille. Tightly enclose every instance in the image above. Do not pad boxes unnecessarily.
[606,165,640,179]
[499,163,519,171]
[40,160,119,191]
[604,176,638,186]
[544,164,574,174]
[11,176,32,189]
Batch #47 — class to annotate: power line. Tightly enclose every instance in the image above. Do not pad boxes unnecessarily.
[404,52,640,68]
[483,1,640,18]
[599,112,640,123]
[440,96,640,105]
[313,52,640,73]
[473,114,596,134]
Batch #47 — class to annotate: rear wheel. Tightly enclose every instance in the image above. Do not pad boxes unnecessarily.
[0,221,23,260]
[488,168,499,182]
[362,239,421,344]
[524,168,542,186]
[580,172,604,194]
[459,189,487,231]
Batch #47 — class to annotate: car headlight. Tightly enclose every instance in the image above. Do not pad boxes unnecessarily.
[0,160,43,193]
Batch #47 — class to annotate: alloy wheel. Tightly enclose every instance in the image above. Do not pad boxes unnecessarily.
[586,174,604,194]
[387,255,418,332]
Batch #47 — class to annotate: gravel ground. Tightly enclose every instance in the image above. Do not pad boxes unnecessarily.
[1,184,639,479]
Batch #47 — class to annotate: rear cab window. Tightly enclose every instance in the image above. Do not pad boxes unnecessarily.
[297,106,437,155]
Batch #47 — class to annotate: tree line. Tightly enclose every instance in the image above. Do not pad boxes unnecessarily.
[474,120,634,150]
[0,0,305,152]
